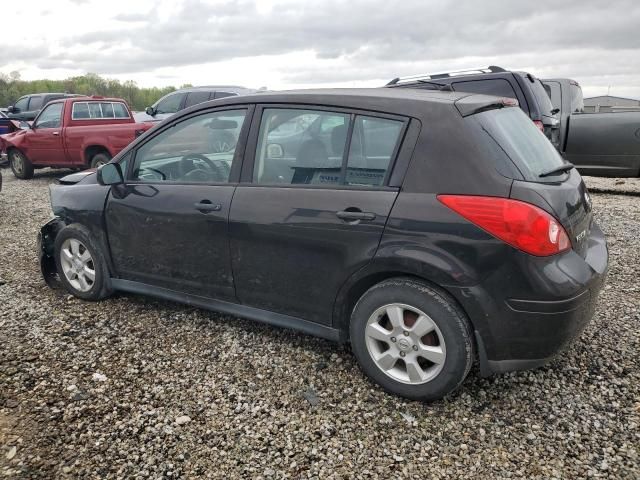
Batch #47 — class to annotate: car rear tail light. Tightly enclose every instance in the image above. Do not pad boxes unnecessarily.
[533,120,544,132]
[437,195,571,256]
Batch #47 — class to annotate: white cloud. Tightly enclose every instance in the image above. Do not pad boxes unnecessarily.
[2,0,639,98]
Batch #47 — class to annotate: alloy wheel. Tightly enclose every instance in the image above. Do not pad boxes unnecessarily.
[11,152,24,176]
[60,238,96,293]
[365,303,446,385]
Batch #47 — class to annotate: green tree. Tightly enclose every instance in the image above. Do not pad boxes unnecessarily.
[0,72,177,111]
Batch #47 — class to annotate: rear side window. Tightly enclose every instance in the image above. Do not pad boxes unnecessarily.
[185,91,212,108]
[253,108,404,187]
[28,96,44,111]
[347,116,403,186]
[471,107,565,180]
[452,79,518,99]
[530,79,555,116]
[72,102,131,119]
[214,91,236,100]
[570,84,584,113]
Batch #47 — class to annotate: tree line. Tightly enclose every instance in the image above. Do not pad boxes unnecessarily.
[0,72,189,111]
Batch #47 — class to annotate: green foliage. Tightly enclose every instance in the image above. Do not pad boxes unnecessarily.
[0,72,176,111]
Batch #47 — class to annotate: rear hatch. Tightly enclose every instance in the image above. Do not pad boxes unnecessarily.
[466,105,592,258]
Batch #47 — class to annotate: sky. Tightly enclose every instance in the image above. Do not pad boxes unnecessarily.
[2,0,640,99]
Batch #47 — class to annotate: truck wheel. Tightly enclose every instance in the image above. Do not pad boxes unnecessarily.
[349,278,475,401]
[9,150,34,179]
[90,153,111,169]
[54,224,112,301]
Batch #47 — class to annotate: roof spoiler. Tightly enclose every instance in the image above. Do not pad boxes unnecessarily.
[454,95,519,117]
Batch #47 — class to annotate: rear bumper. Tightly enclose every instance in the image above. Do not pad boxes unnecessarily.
[450,221,608,376]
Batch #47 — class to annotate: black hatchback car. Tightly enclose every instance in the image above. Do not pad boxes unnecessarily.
[38,88,608,400]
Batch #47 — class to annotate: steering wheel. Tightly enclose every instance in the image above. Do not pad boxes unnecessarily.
[178,154,229,182]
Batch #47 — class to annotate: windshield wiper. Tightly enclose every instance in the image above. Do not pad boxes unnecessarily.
[539,162,575,178]
[416,80,453,91]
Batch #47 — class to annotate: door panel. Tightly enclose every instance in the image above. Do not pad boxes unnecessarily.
[229,187,398,325]
[29,102,67,165]
[106,184,237,300]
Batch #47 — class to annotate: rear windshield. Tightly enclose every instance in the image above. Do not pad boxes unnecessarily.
[530,79,555,117]
[470,107,565,181]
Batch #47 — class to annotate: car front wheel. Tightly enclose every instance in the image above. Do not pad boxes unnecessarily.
[9,150,34,179]
[350,278,475,401]
[54,224,112,301]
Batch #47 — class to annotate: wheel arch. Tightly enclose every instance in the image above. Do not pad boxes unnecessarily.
[84,145,112,165]
[331,262,490,374]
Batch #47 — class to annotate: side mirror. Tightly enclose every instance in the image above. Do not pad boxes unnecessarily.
[551,108,560,115]
[19,121,32,130]
[7,106,15,113]
[145,106,156,116]
[267,143,284,159]
[97,162,124,185]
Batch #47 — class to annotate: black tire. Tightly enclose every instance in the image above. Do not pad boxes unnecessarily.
[349,278,475,401]
[54,223,112,301]
[90,152,111,169]
[9,149,34,179]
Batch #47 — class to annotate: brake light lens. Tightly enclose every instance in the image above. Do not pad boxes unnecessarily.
[437,195,571,256]
[533,120,544,132]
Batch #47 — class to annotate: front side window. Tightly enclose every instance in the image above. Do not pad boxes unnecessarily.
[131,109,246,184]
[34,103,63,129]
[155,93,186,114]
[253,108,404,187]
[13,96,29,112]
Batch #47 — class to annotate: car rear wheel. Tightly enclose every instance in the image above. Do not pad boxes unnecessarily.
[90,153,111,169]
[350,278,474,401]
[9,150,34,179]
[54,224,112,301]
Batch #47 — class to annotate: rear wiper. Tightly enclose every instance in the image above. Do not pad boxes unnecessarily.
[539,162,575,178]
[416,80,453,91]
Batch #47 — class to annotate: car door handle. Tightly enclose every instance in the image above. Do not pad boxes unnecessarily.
[336,210,376,222]
[52,131,60,136]
[194,201,222,213]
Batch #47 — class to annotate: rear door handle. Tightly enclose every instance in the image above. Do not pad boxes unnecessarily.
[52,131,60,136]
[194,201,222,213]
[336,210,376,222]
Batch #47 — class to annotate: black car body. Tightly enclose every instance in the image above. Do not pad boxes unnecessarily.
[6,93,81,121]
[38,88,607,400]
[387,66,560,148]
[543,78,640,177]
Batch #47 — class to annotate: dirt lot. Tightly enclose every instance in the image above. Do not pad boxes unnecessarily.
[0,168,639,479]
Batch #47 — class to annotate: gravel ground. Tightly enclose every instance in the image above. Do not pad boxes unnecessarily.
[0,168,638,479]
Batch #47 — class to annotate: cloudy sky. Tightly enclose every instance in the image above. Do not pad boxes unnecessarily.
[3,0,640,98]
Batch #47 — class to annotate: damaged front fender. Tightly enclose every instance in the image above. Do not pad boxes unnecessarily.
[37,217,66,286]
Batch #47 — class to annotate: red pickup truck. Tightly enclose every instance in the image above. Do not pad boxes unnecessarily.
[0,96,154,179]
